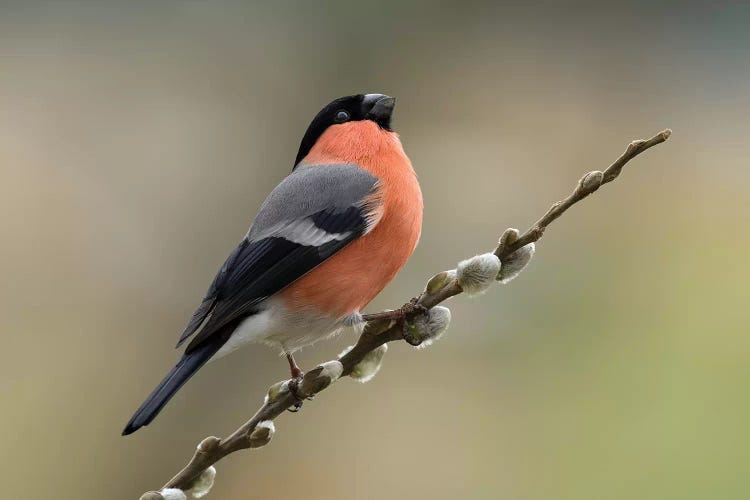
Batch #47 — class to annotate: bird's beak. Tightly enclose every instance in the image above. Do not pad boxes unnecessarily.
[363,93,395,129]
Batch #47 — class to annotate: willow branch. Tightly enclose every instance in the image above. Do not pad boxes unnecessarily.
[140,129,672,499]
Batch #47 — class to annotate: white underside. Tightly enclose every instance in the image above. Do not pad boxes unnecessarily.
[213,297,360,359]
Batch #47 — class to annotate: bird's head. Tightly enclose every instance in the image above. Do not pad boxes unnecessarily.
[294,94,398,168]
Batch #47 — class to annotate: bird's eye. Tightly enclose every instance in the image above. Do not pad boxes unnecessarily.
[334,110,350,123]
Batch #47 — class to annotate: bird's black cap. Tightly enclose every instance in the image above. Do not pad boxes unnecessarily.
[294,93,396,168]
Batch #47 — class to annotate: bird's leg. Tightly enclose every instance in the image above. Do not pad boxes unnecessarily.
[286,352,303,380]
[285,352,310,412]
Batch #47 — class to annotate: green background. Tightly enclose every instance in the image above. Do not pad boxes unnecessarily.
[1,1,748,498]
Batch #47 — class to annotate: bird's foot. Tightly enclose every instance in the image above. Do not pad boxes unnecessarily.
[398,297,428,318]
[361,296,428,323]
[285,367,315,412]
[285,353,312,412]
[398,299,429,346]
[360,298,429,344]
[287,374,305,412]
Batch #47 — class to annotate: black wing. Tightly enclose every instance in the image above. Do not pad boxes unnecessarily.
[176,164,379,353]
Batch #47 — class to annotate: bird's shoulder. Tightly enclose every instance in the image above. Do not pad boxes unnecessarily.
[248,162,379,240]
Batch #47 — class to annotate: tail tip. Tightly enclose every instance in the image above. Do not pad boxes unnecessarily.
[121,419,144,436]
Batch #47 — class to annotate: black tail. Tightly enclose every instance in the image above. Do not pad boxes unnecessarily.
[122,333,231,436]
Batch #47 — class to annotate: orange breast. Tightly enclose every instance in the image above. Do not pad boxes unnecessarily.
[279,121,423,318]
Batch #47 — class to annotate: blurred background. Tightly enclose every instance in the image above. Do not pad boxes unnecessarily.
[1,1,749,499]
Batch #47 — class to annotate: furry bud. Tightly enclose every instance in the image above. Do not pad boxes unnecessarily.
[498,243,535,283]
[140,493,166,500]
[498,228,520,250]
[580,170,604,191]
[457,253,501,296]
[340,344,388,383]
[404,306,452,348]
[299,360,343,395]
[249,420,275,448]
[264,380,290,404]
[424,270,456,295]
[418,306,452,348]
[186,466,216,499]
[197,436,220,454]
[158,489,187,500]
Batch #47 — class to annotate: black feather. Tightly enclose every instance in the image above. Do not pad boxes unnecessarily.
[183,232,360,354]
[175,239,250,347]
[309,205,366,233]
[122,319,239,435]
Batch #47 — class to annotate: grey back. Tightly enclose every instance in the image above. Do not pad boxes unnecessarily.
[248,163,378,241]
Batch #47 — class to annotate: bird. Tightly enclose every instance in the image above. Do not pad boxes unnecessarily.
[122,94,423,435]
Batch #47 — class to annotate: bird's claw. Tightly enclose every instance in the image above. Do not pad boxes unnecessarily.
[399,298,429,346]
[398,297,428,318]
[286,375,306,412]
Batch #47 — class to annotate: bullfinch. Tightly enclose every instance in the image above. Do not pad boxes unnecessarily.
[123,94,423,435]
